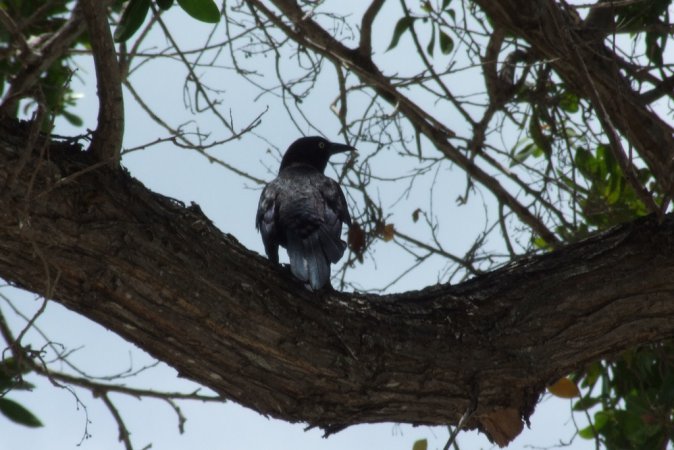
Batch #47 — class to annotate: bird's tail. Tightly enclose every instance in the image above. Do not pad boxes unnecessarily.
[286,226,345,290]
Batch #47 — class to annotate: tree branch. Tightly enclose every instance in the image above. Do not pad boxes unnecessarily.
[358,0,385,57]
[2,118,674,446]
[80,0,124,165]
[472,0,674,195]
[99,392,134,450]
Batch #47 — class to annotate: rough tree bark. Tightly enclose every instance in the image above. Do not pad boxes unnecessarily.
[1,118,674,446]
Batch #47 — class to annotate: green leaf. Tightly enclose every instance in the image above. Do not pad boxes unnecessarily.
[511,142,541,166]
[0,375,11,392]
[0,379,36,392]
[578,412,608,440]
[563,127,578,138]
[597,144,618,179]
[580,362,603,388]
[156,0,174,9]
[0,398,43,428]
[578,424,596,439]
[605,172,623,205]
[593,411,609,431]
[573,396,601,411]
[176,0,221,23]
[532,235,551,250]
[0,357,32,377]
[114,0,151,42]
[0,359,36,392]
[442,0,452,10]
[426,27,435,56]
[559,91,579,113]
[412,439,428,450]
[62,110,84,127]
[387,16,414,51]
[574,147,596,178]
[10,380,36,391]
[529,110,551,158]
[439,30,453,54]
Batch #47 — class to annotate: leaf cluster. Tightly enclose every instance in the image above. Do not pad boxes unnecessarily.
[574,345,674,449]
[0,0,82,125]
[115,0,220,42]
[0,356,42,428]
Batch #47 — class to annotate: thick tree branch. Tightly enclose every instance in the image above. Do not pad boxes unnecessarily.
[80,0,124,165]
[2,118,674,446]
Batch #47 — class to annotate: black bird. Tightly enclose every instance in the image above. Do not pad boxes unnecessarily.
[256,137,355,290]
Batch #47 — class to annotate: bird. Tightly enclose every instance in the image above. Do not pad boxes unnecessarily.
[256,136,355,290]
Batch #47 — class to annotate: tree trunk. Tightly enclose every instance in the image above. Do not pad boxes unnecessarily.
[1,118,673,446]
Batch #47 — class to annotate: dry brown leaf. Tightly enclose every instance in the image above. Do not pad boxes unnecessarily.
[478,408,523,448]
[348,222,365,263]
[380,223,395,241]
[547,377,580,399]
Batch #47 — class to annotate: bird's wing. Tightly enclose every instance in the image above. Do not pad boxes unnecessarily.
[256,181,280,264]
[275,174,348,289]
[318,177,350,263]
[321,176,351,225]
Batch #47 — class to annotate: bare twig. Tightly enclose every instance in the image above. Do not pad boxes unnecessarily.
[393,229,483,275]
[1,297,223,447]
[151,4,235,134]
[100,392,134,450]
[122,80,266,184]
[35,367,223,402]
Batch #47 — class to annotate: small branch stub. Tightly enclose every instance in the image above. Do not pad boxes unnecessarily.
[80,0,124,165]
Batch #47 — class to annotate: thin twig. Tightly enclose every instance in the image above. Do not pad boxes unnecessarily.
[443,406,475,450]
[100,392,134,450]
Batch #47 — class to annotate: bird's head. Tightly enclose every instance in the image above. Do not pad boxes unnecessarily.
[279,136,356,173]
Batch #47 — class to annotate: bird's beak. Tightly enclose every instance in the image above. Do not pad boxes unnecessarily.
[329,142,357,155]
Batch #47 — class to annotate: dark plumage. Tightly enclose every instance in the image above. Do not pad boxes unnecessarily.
[256,136,355,290]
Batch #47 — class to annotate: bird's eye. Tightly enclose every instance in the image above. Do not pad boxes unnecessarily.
[318,142,325,149]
